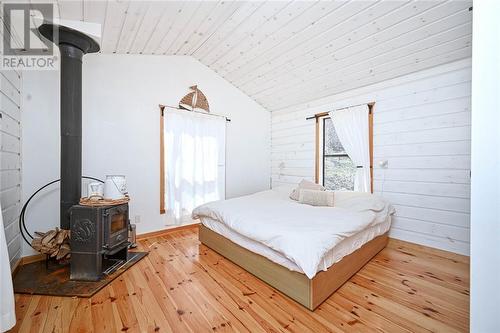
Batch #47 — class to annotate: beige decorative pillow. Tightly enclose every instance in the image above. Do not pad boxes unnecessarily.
[289,179,325,201]
[299,189,334,207]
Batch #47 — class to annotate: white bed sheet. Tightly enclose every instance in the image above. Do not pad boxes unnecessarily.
[193,186,395,278]
[200,216,391,275]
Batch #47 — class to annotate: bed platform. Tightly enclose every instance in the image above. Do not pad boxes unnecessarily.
[199,224,388,310]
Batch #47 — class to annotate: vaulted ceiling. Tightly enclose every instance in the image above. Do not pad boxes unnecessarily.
[49,0,472,111]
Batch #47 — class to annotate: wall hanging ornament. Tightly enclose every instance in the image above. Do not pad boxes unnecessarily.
[179,85,210,113]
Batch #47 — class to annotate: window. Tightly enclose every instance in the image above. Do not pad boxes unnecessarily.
[314,104,374,192]
[159,106,226,218]
[322,117,357,190]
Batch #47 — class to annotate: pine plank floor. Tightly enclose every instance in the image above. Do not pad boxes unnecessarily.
[9,226,469,333]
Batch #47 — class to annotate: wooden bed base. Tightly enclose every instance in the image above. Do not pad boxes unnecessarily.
[199,225,388,310]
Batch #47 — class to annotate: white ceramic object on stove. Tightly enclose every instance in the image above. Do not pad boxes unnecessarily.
[87,182,104,198]
[104,175,127,200]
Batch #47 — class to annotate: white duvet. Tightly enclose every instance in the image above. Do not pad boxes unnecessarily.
[192,187,395,279]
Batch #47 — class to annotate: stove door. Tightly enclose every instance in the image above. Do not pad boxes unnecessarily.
[104,204,129,251]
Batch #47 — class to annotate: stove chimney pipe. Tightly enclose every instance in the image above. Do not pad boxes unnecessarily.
[38,24,100,229]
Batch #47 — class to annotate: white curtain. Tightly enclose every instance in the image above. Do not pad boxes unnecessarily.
[1,201,16,332]
[329,105,371,192]
[164,110,226,224]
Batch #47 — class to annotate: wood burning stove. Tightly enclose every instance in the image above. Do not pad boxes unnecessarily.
[70,203,130,281]
[5,21,151,298]
[37,24,132,281]
[29,24,146,285]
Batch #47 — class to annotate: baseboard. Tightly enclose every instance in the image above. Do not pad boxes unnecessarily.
[11,253,46,277]
[21,253,46,265]
[388,238,469,263]
[11,258,21,277]
[136,222,200,240]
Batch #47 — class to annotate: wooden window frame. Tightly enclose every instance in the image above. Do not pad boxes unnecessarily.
[314,103,374,193]
[159,105,166,214]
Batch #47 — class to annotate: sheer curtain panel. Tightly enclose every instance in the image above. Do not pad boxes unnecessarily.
[329,105,371,192]
[164,109,226,224]
[1,200,15,331]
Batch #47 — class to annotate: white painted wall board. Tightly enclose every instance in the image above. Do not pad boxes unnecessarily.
[271,59,471,254]
[211,0,318,74]
[167,1,219,55]
[115,1,150,54]
[191,2,264,60]
[100,0,129,53]
[141,2,185,54]
[219,1,345,77]
[21,54,270,256]
[260,39,471,108]
[154,2,203,55]
[1,170,20,190]
[178,1,243,56]
[238,3,470,94]
[127,1,170,54]
[1,64,22,269]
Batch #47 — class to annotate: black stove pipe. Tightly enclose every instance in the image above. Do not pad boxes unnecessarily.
[38,24,100,229]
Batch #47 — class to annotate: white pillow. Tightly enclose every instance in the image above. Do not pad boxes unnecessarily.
[289,179,325,201]
[299,189,334,207]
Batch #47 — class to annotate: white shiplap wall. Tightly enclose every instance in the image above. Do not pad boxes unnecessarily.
[271,58,471,255]
[0,68,22,269]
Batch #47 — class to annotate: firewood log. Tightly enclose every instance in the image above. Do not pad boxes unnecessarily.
[55,230,67,245]
[31,228,71,261]
[31,238,42,252]
[41,230,57,245]
[56,244,71,260]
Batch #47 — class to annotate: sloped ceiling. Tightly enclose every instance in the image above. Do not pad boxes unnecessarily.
[49,0,472,111]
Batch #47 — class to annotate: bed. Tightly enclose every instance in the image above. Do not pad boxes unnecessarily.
[192,186,395,310]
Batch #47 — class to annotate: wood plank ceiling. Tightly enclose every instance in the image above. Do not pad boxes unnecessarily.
[47,0,472,111]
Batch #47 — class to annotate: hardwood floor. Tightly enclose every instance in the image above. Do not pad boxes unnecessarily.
[9,226,469,332]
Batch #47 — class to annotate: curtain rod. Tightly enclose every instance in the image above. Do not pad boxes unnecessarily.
[305,102,375,120]
[159,104,231,122]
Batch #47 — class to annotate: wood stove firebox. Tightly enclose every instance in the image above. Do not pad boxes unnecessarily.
[70,203,130,281]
